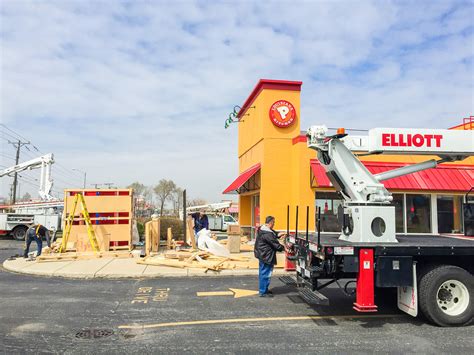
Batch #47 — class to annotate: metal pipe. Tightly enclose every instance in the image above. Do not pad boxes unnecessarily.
[286,205,290,237]
[295,206,299,240]
[375,158,448,182]
[317,207,321,250]
[305,206,309,244]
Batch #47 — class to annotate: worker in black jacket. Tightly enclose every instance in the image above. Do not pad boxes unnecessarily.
[23,224,50,258]
[254,216,286,297]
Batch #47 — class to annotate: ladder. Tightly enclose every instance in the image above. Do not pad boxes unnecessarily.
[60,193,100,253]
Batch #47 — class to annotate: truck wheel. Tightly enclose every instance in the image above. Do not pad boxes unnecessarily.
[419,265,473,327]
[12,226,28,241]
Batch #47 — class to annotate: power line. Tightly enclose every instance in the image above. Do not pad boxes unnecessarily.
[2,124,84,183]
[0,153,16,161]
[0,129,22,142]
[0,124,34,145]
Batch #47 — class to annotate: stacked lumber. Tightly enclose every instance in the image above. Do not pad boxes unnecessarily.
[137,249,257,272]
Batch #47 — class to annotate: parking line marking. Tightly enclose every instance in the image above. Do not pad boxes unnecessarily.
[119,314,404,330]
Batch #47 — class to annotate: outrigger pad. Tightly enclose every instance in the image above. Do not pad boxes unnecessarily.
[298,287,329,306]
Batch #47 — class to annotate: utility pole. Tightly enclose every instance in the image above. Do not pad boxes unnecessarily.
[8,139,31,204]
[183,189,186,241]
[72,168,87,188]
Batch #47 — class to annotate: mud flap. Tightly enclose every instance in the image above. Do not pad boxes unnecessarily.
[397,262,418,317]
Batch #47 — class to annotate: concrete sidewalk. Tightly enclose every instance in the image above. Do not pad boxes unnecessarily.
[2,256,290,279]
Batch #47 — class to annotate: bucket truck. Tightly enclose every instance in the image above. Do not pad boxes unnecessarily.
[186,202,238,231]
[0,154,62,240]
[284,126,474,326]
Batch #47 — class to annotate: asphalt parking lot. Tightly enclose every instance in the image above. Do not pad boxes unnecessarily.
[1,237,473,354]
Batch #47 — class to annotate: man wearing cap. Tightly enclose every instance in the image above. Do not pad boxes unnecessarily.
[23,224,50,258]
[254,216,285,297]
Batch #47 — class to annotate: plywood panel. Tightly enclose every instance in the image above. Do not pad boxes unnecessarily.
[64,197,132,214]
[67,224,130,243]
[63,189,133,248]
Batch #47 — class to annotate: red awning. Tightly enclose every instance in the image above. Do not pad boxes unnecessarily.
[310,160,474,192]
[223,163,261,194]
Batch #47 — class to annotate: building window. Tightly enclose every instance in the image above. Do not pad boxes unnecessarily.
[392,194,405,233]
[315,192,342,232]
[437,195,463,234]
[406,194,431,233]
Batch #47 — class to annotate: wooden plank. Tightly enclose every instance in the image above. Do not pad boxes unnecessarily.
[205,258,229,272]
[153,218,160,252]
[240,244,254,252]
[186,217,196,249]
[145,221,152,256]
[36,251,133,262]
[137,257,208,269]
[167,227,173,250]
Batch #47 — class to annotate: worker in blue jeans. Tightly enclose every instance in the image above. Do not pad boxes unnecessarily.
[24,224,50,258]
[254,216,285,297]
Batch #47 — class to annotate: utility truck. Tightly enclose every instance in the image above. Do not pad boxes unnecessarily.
[207,214,238,231]
[0,154,62,240]
[186,201,238,231]
[284,125,474,327]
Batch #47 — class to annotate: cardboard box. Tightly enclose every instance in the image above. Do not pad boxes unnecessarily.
[227,225,241,235]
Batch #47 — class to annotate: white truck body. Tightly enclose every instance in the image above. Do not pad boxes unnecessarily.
[207,214,238,231]
[0,201,63,240]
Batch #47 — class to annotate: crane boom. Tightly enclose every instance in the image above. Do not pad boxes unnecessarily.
[306,125,474,244]
[0,153,55,201]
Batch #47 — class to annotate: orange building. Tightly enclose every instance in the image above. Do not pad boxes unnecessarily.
[223,79,474,238]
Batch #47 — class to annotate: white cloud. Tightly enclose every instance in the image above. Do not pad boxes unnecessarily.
[1,0,473,202]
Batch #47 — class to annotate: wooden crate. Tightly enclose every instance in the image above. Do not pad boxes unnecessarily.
[63,189,133,251]
[227,224,241,235]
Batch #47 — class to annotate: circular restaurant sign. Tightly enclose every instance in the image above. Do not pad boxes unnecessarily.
[269,100,296,128]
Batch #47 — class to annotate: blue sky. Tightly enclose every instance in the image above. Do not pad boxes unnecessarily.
[1,0,473,202]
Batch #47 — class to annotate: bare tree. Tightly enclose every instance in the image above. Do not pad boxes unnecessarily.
[20,192,32,201]
[154,179,177,216]
[187,198,207,207]
[127,182,147,196]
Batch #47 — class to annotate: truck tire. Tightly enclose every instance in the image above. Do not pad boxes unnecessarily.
[11,225,28,241]
[419,265,473,327]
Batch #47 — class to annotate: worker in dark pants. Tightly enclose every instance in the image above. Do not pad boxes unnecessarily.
[191,211,209,244]
[23,224,50,258]
[254,216,285,297]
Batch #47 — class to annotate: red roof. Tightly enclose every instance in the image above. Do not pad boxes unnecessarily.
[310,160,474,192]
[237,79,302,118]
[223,163,261,194]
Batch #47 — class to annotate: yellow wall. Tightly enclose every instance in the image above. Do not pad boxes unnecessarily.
[239,194,252,226]
[237,82,315,231]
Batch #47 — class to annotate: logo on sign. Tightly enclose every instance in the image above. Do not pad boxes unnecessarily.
[382,133,443,148]
[269,100,296,128]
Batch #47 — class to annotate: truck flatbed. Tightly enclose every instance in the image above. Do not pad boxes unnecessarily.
[295,233,474,256]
